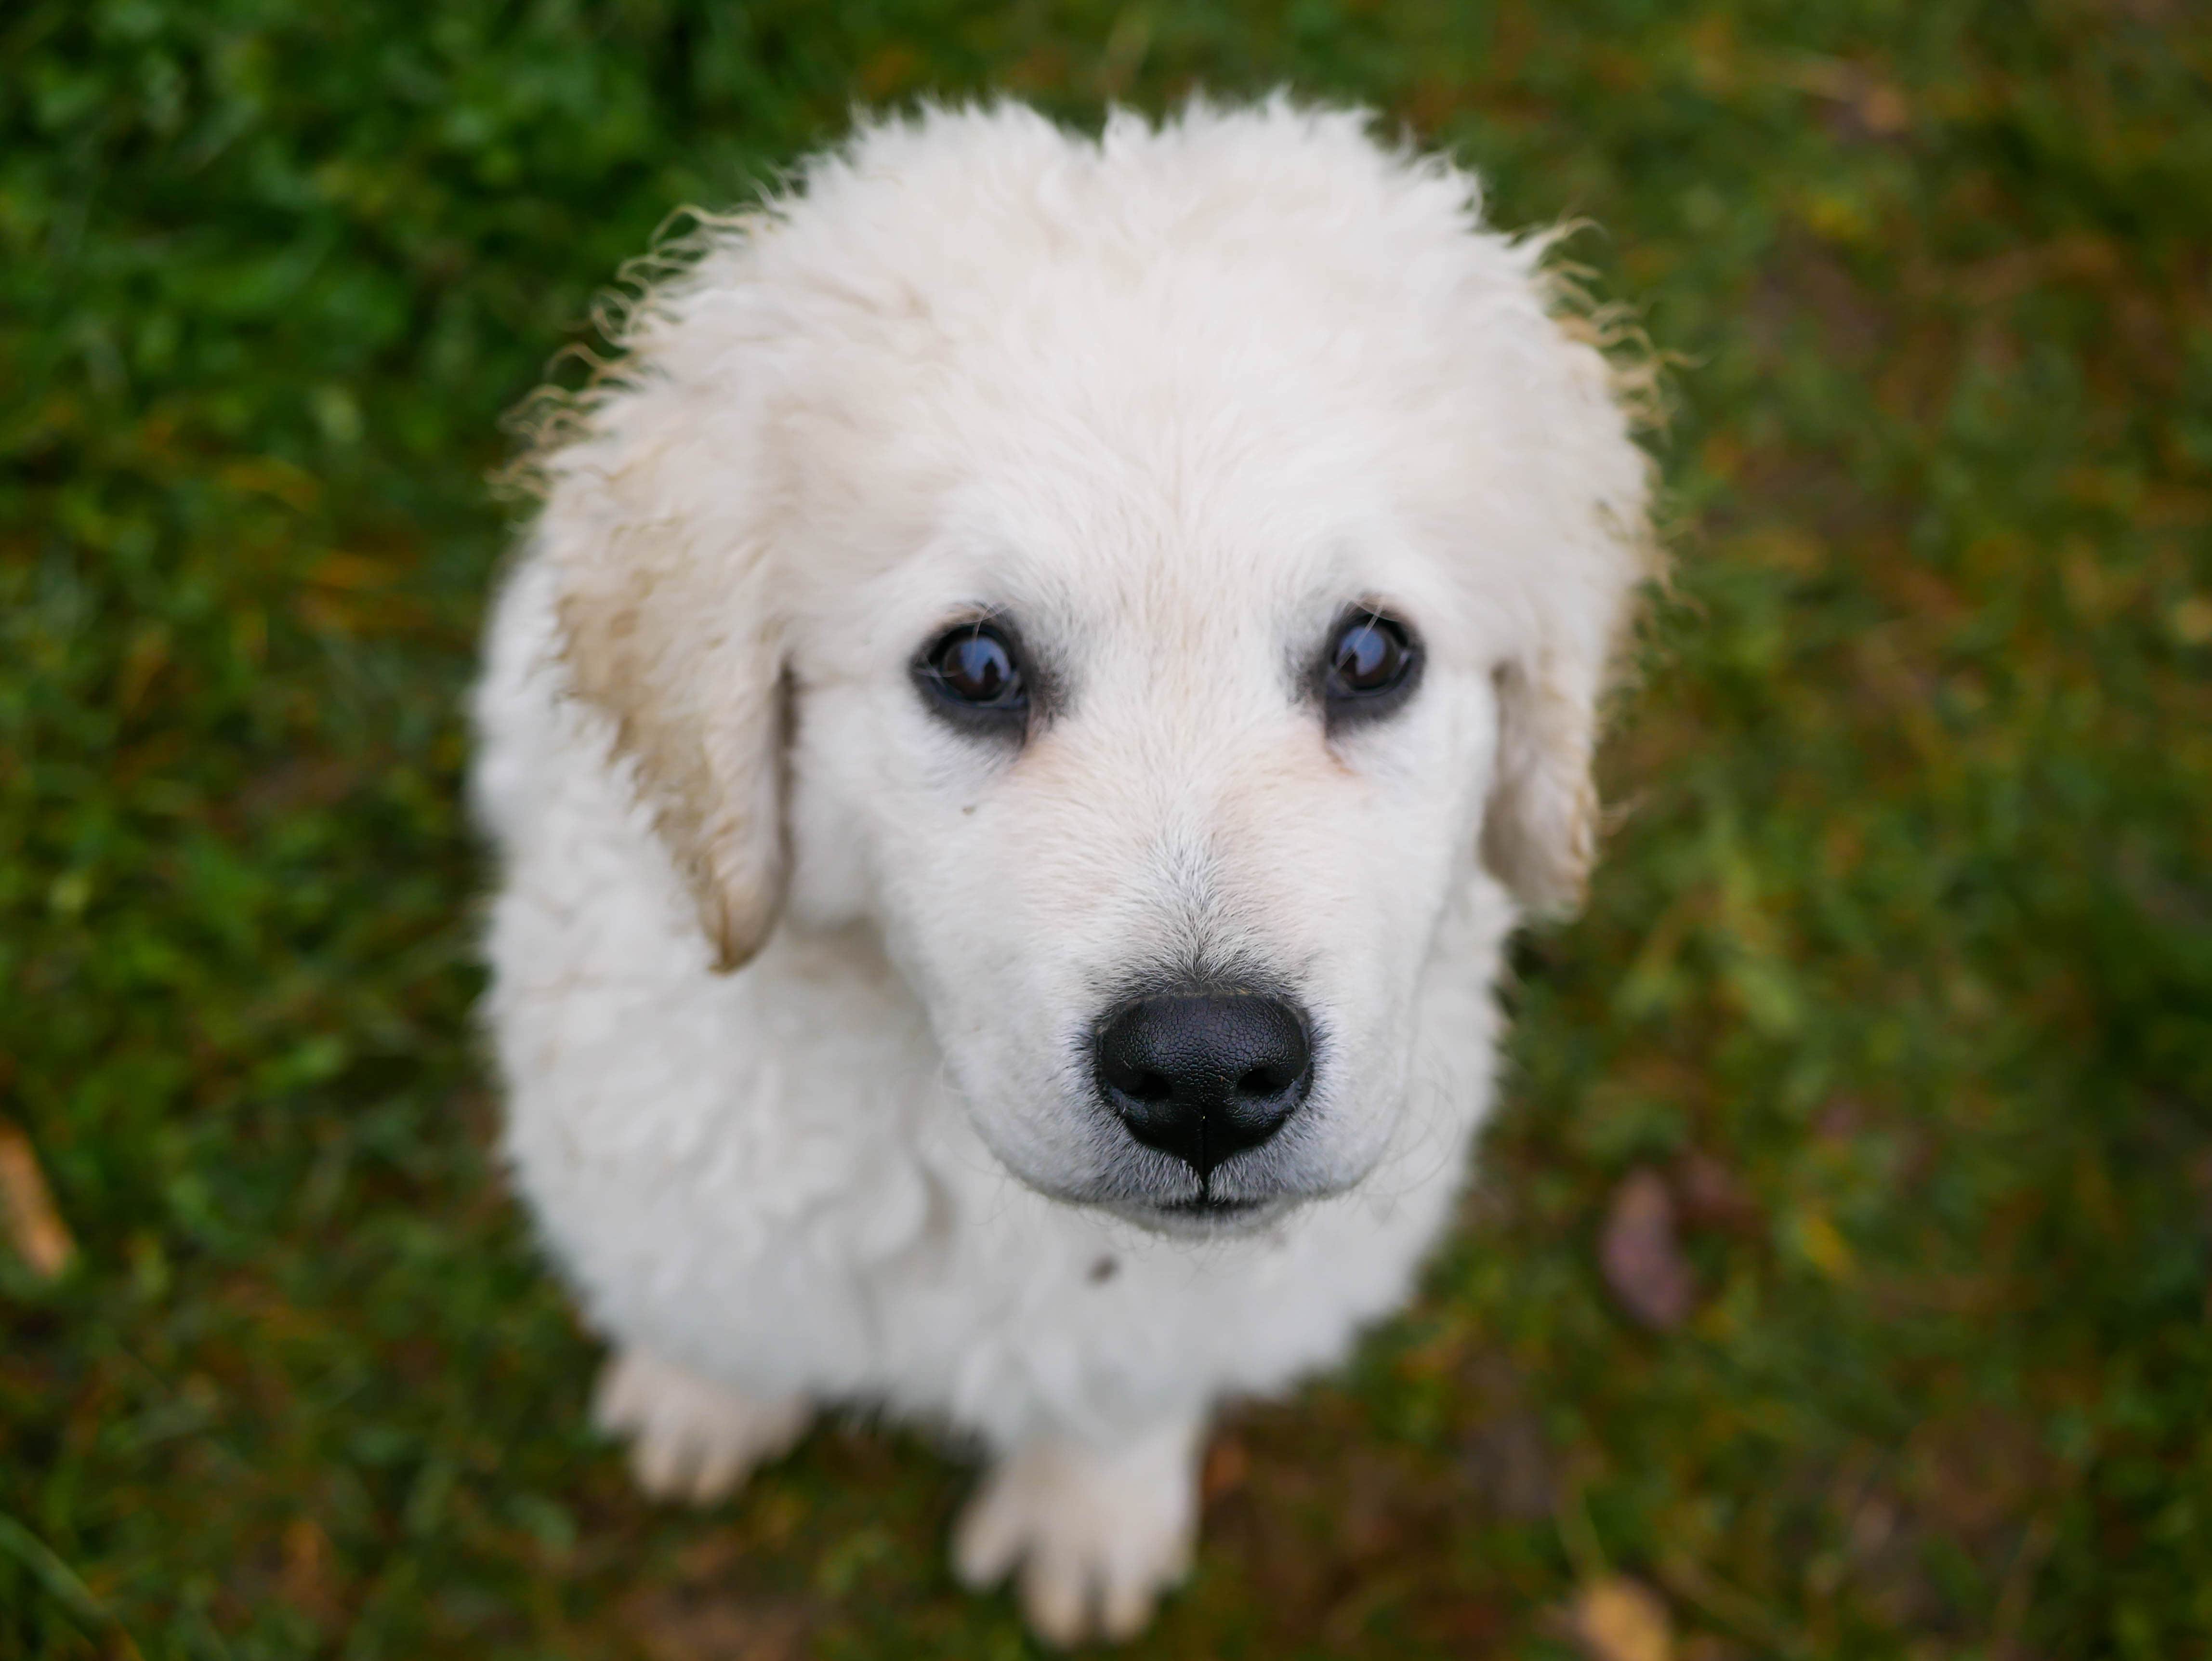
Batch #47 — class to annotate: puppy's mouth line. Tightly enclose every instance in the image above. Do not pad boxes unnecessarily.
[989,1137,1357,1225]
[1166,1194,1267,1218]
[1020,1176,1287,1224]
[1100,1190,1307,1238]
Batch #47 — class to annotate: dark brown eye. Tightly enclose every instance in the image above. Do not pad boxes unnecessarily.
[935,630,1019,702]
[917,620,1029,731]
[1323,612,1420,714]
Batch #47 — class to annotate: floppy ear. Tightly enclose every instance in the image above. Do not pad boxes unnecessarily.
[1480,649,1604,918]
[1473,290,1656,920]
[531,369,789,973]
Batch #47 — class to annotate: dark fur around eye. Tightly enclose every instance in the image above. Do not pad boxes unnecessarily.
[1318,609,1422,729]
[914,617,1032,738]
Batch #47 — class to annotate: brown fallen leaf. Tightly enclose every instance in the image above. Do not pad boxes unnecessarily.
[1461,1406,1557,1521]
[1564,1575,1674,1661]
[280,1517,344,1625]
[626,1587,812,1661]
[1457,1353,1557,1520]
[1674,1150,1762,1233]
[1202,1431,1251,1503]
[1600,1168,1694,1330]
[0,1119,75,1279]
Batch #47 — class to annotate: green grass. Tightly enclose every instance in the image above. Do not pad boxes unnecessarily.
[4,2,2210,1656]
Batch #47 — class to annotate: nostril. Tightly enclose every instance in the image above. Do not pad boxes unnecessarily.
[1236,1063,1297,1099]
[1126,1069,1174,1104]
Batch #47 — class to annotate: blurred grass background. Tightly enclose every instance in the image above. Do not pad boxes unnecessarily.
[4,2,2210,1657]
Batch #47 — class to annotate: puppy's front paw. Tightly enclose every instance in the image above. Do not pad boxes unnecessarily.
[592,1347,809,1504]
[953,1421,1200,1646]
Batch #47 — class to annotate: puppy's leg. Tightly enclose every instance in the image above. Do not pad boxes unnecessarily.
[592,1346,810,1504]
[953,1416,1202,1646]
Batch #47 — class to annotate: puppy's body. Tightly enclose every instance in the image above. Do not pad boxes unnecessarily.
[474,99,1646,1642]
[480,551,1503,1444]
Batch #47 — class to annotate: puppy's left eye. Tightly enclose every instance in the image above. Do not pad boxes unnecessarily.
[916,619,1030,735]
[933,629,1021,704]
[1321,610,1421,721]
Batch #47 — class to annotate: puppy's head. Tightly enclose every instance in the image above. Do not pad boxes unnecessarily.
[531,102,1651,1232]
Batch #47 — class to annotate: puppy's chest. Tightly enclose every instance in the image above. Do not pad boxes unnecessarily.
[807,1094,1419,1392]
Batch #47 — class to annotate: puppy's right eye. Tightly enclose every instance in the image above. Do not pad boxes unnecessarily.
[916,620,1030,733]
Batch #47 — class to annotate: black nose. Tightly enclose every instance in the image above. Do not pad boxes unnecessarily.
[1094,994,1313,1178]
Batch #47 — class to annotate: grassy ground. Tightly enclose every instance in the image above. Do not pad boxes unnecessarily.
[5,2,2210,1657]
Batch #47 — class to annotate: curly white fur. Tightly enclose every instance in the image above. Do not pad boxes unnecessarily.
[472,97,1648,1643]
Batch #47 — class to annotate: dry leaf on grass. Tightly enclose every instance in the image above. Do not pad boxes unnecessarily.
[1202,1431,1251,1503]
[626,1587,813,1661]
[1674,1150,1762,1233]
[0,1119,75,1279]
[1563,1575,1674,1661]
[1600,1168,1693,1330]
[280,1517,343,1625]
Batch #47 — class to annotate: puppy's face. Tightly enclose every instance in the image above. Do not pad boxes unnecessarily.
[780,382,1508,1232]
[538,110,1647,1237]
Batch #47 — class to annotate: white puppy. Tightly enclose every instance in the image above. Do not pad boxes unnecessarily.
[472,98,1649,1644]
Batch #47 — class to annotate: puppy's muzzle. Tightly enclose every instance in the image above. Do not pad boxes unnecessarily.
[1094,993,1312,1179]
